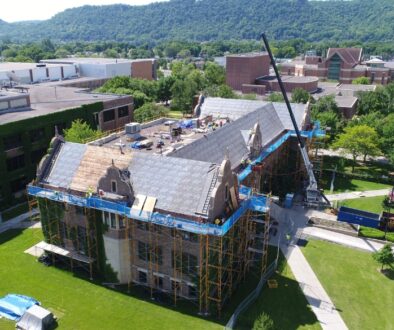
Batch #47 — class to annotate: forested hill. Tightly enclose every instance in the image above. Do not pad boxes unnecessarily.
[1,0,394,44]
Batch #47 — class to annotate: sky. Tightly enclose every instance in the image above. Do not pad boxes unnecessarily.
[1,0,168,23]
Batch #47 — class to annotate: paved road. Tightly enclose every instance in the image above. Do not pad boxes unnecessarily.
[326,188,390,202]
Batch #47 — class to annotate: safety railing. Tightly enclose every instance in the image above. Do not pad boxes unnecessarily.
[27,185,269,237]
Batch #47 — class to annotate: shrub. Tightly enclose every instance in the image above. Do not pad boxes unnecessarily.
[252,312,275,330]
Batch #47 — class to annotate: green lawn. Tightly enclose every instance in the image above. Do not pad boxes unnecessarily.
[236,256,321,330]
[323,156,394,178]
[0,229,221,330]
[322,176,391,195]
[302,240,394,330]
[168,110,184,119]
[340,196,386,214]
[321,156,393,194]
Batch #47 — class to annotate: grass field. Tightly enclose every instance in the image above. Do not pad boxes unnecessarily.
[0,228,321,330]
[236,257,320,330]
[340,196,386,214]
[0,229,221,330]
[321,156,393,194]
[302,240,394,330]
[322,176,391,195]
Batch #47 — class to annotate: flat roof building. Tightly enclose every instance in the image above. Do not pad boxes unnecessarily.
[42,58,157,81]
[0,83,133,209]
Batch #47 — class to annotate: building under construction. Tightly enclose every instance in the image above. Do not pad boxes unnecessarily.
[28,97,324,316]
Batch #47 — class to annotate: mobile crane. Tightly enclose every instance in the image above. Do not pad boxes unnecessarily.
[261,33,330,207]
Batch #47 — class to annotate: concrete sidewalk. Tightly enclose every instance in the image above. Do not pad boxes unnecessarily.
[302,226,387,253]
[326,188,390,202]
[282,243,348,330]
[0,209,38,234]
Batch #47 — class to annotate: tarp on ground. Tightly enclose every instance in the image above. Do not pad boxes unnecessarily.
[0,294,39,321]
[16,305,55,330]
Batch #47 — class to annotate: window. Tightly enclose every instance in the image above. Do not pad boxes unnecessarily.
[111,180,117,193]
[138,271,147,283]
[152,247,163,266]
[110,213,117,229]
[3,134,22,150]
[154,276,163,289]
[327,53,341,81]
[118,106,129,118]
[31,148,47,164]
[188,285,197,298]
[75,206,85,215]
[103,109,115,122]
[77,226,87,254]
[29,128,45,143]
[179,231,198,242]
[103,211,110,225]
[119,217,125,229]
[59,222,69,243]
[171,280,180,292]
[138,241,149,261]
[182,253,197,276]
[102,211,117,228]
[6,154,25,172]
[137,221,148,231]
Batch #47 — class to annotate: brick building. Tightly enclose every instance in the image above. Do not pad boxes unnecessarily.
[28,97,321,315]
[282,48,393,85]
[0,84,133,209]
[226,53,318,94]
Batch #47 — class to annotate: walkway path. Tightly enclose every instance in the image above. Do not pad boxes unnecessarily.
[302,226,386,253]
[282,242,348,330]
[274,206,348,330]
[0,209,39,234]
[325,188,390,202]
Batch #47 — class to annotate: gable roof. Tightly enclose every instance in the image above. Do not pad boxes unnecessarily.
[128,153,218,217]
[44,142,219,218]
[326,48,362,66]
[169,100,306,168]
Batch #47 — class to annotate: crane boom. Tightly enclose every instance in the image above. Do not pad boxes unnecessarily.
[261,33,323,205]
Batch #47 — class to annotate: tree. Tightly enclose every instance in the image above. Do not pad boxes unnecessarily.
[372,244,394,271]
[204,62,225,86]
[311,95,342,131]
[157,76,175,105]
[252,313,275,330]
[332,125,381,171]
[352,77,370,85]
[64,119,102,143]
[291,88,310,104]
[267,92,284,102]
[134,103,169,123]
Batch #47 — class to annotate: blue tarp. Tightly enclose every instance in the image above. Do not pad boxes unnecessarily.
[0,294,39,321]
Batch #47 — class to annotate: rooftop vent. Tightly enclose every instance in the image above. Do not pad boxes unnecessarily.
[125,122,141,135]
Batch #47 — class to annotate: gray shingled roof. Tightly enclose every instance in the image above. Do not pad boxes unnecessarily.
[169,102,286,168]
[46,142,87,188]
[128,153,218,217]
[271,102,306,130]
[199,97,306,129]
[200,98,268,121]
